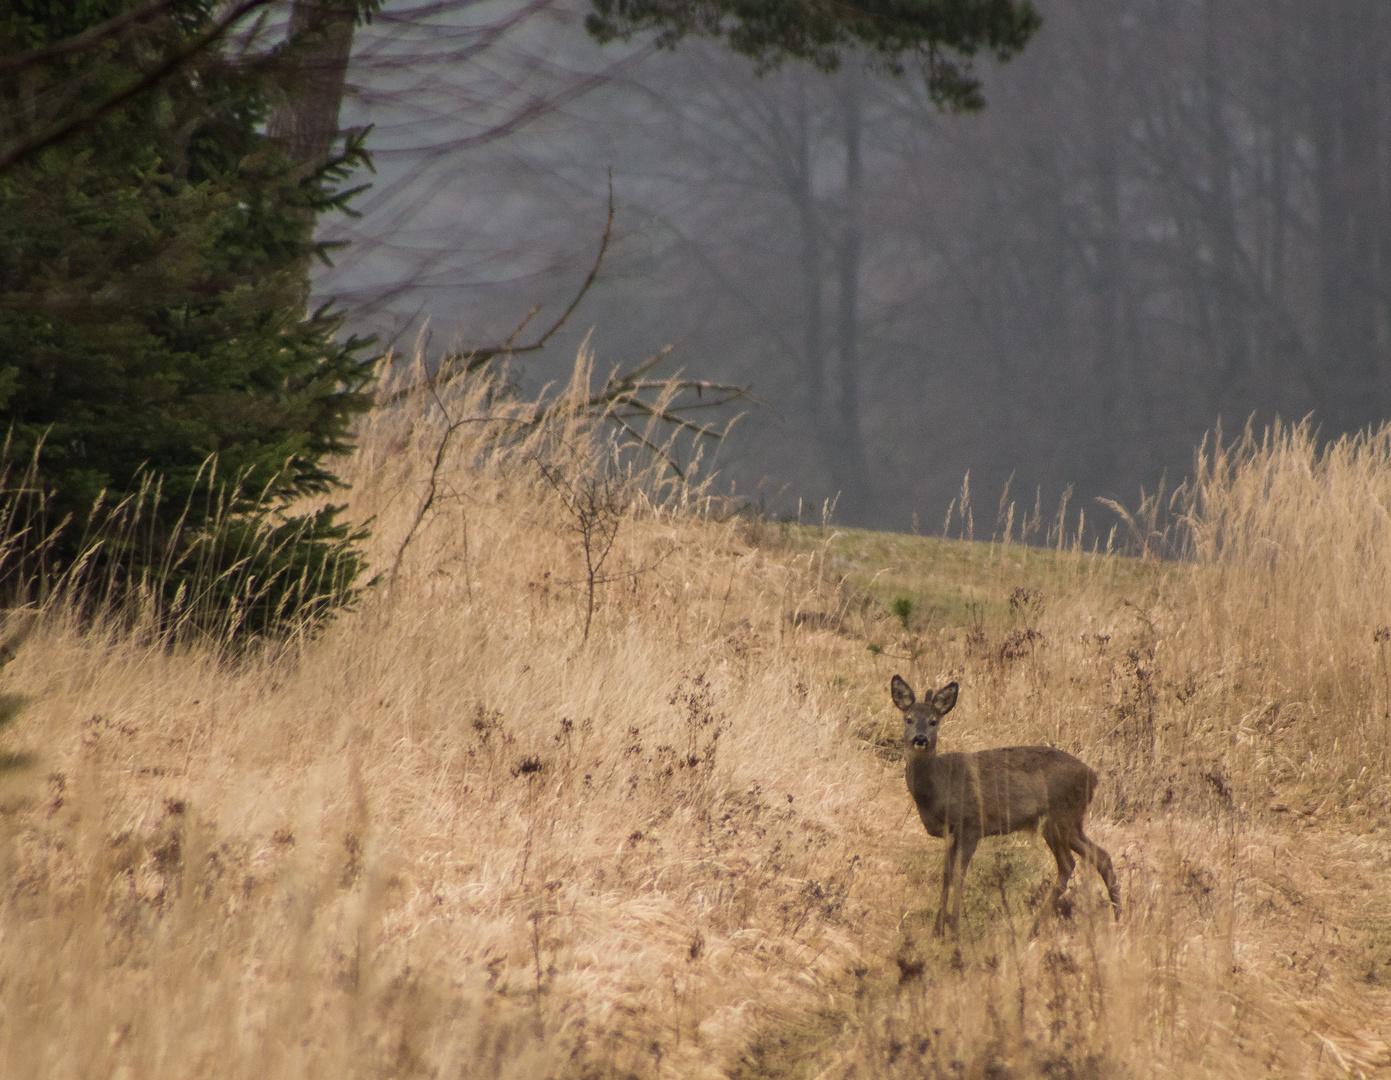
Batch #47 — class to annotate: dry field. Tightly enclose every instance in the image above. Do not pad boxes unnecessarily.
[2,357,1390,1078]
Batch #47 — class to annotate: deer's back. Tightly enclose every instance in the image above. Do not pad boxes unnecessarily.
[909,746,1098,838]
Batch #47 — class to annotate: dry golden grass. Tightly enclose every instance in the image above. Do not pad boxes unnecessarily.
[1,370,1389,1079]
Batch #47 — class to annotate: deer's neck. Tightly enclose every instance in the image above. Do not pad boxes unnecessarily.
[905,748,943,801]
[906,751,951,835]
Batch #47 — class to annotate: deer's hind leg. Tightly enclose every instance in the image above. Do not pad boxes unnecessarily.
[1042,820,1078,910]
[1071,830,1121,919]
[1026,821,1079,938]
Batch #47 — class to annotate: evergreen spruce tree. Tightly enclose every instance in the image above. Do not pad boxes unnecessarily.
[0,0,377,637]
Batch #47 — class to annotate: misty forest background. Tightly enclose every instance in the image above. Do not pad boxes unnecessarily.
[320,0,1391,530]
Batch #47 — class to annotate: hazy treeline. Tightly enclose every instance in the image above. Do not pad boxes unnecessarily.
[321,0,1391,530]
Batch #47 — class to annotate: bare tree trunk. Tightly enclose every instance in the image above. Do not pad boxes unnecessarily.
[1201,0,1247,388]
[793,88,826,424]
[1310,0,1386,427]
[1084,4,1128,426]
[269,0,359,173]
[1265,2,1289,320]
[834,63,870,521]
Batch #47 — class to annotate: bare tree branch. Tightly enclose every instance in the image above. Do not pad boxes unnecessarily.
[376,170,617,407]
[0,0,185,73]
[0,0,276,173]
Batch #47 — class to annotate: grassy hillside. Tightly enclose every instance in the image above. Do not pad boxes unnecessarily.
[1,358,1390,1078]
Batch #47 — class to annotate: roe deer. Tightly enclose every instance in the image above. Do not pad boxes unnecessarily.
[891,674,1121,937]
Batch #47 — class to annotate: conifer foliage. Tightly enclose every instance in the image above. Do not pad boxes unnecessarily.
[587,0,1041,109]
[0,0,377,638]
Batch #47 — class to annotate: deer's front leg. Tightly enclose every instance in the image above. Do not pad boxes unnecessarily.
[949,832,980,937]
[933,835,959,938]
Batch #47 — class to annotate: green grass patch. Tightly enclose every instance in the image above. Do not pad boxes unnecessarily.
[759,523,1160,631]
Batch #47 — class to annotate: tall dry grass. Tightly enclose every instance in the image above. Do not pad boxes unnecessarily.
[0,379,1389,1078]
[1181,420,1391,817]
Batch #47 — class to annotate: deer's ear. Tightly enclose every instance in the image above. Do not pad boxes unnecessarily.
[932,682,959,716]
[890,675,916,711]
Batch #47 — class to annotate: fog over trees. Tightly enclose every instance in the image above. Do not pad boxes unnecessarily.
[318,0,1391,532]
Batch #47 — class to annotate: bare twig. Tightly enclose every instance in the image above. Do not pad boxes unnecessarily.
[388,383,470,581]
[376,170,618,408]
[547,541,677,591]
